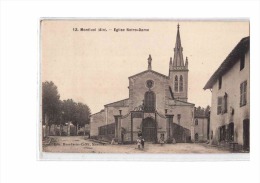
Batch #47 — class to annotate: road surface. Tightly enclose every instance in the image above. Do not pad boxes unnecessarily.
[42,136,231,153]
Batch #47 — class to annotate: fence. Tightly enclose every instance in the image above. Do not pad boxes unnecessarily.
[98,123,115,136]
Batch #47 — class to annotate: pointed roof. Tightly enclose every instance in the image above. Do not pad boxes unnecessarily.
[128,69,168,79]
[173,24,185,67]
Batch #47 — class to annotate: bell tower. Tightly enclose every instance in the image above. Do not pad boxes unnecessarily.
[169,24,189,102]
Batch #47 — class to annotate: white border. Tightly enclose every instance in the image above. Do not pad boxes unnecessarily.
[40,152,249,161]
[39,18,250,161]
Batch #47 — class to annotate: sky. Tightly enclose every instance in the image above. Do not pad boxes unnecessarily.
[41,20,249,114]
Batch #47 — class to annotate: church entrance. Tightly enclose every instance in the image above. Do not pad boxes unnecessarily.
[142,117,157,142]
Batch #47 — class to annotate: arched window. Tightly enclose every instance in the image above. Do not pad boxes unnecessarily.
[144,91,156,112]
[195,119,198,125]
[174,75,178,92]
[179,75,183,92]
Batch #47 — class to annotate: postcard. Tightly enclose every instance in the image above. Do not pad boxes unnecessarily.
[40,19,249,155]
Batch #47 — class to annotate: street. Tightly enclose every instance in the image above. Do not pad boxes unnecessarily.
[43,136,231,153]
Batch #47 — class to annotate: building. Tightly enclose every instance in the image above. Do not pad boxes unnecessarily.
[90,25,195,143]
[203,36,250,151]
[193,115,209,142]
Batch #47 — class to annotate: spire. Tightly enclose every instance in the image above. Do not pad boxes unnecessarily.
[173,24,184,67]
[148,54,152,70]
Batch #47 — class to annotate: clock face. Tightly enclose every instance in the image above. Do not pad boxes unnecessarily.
[146,80,154,88]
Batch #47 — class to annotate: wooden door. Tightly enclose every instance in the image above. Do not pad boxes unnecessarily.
[142,118,156,142]
[243,119,250,151]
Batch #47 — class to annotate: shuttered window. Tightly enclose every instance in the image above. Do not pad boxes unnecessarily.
[223,93,228,113]
[217,97,222,115]
[240,81,247,106]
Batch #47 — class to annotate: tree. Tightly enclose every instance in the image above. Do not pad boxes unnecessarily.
[194,105,211,117]
[74,103,91,135]
[42,81,92,137]
[62,99,77,135]
[42,81,61,136]
[62,100,91,136]
[205,105,211,117]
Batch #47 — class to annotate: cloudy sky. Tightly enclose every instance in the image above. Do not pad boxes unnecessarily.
[41,20,249,114]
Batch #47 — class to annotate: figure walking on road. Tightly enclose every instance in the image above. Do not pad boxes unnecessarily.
[141,136,145,149]
[137,137,141,149]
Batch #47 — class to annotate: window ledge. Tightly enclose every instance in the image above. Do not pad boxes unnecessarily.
[240,103,247,107]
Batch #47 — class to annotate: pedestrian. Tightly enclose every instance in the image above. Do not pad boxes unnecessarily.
[138,130,142,137]
[172,138,176,144]
[111,138,115,145]
[141,136,145,149]
[137,137,141,149]
[160,134,165,146]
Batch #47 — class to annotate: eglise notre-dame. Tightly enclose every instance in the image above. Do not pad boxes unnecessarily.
[90,25,195,143]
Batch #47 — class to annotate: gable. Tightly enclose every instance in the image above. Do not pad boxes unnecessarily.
[129,70,168,80]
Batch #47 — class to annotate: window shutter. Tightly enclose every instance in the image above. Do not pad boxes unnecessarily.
[240,81,247,106]
[217,97,222,114]
[240,83,243,106]
[244,81,247,104]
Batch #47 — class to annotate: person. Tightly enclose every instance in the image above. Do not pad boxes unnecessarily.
[141,136,145,149]
[138,130,142,137]
[160,134,165,146]
[137,137,141,149]
[172,138,176,144]
[111,138,115,145]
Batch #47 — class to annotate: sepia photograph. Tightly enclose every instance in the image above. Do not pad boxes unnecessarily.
[40,19,249,154]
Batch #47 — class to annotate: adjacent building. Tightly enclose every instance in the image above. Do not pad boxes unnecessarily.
[204,36,250,151]
[193,115,209,142]
[90,25,195,143]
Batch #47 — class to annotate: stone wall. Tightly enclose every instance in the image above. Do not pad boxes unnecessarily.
[128,71,168,114]
[90,110,105,136]
[194,117,208,142]
[167,104,194,132]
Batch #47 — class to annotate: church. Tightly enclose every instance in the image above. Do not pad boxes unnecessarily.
[90,25,195,143]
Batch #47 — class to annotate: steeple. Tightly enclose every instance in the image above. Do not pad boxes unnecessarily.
[172,24,185,68]
[168,24,189,102]
[148,54,152,70]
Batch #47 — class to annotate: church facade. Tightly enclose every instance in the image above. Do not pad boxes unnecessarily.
[90,25,195,143]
